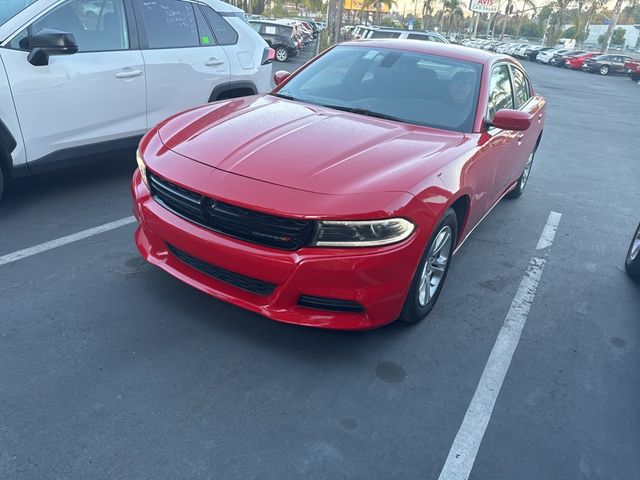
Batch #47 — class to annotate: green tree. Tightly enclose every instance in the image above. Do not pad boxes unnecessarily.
[611,26,626,45]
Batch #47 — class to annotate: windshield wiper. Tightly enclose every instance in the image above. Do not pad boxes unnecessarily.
[321,104,404,123]
[271,92,297,101]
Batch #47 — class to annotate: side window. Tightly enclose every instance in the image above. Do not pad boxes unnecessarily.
[27,0,129,52]
[201,6,238,45]
[139,0,199,49]
[407,33,428,41]
[248,22,260,33]
[511,67,531,108]
[194,5,215,46]
[487,65,514,121]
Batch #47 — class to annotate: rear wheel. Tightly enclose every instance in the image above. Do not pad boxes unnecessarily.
[400,209,457,324]
[275,47,289,62]
[599,65,610,75]
[0,167,4,201]
[625,222,640,281]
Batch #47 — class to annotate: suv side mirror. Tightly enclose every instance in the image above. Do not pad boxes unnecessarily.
[27,29,79,66]
[489,109,532,131]
[273,70,291,86]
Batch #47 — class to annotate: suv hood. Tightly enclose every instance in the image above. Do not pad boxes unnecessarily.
[157,96,466,195]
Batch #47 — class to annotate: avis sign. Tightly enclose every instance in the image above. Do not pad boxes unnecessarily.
[469,0,499,13]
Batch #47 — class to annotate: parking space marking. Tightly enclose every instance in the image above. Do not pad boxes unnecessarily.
[438,211,562,480]
[536,211,562,250]
[0,216,136,267]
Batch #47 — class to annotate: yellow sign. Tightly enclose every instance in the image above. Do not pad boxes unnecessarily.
[343,0,390,13]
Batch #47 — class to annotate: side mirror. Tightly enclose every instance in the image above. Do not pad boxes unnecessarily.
[489,109,532,131]
[273,70,291,86]
[27,29,79,66]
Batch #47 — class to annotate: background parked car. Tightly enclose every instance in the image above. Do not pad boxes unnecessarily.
[583,54,633,75]
[624,58,640,81]
[550,50,586,67]
[366,28,448,43]
[565,52,596,70]
[249,19,299,62]
[0,0,272,200]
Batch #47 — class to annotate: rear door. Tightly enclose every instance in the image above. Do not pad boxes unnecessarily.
[1,0,146,165]
[134,0,231,129]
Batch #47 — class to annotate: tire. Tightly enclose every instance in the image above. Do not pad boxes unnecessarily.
[275,47,289,62]
[631,73,640,82]
[400,209,457,324]
[507,149,535,199]
[0,167,4,202]
[625,222,640,281]
[599,65,610,75]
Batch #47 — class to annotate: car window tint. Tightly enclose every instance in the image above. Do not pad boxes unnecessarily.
[407,33,429,41]
[371,31,400,39]
[201,6,238,45]
[194,5,215,45]
[30,0,129,52]
[248,21,260,32]
[487,65,514,120]
[140,0,198,49]
[511,67,530,108]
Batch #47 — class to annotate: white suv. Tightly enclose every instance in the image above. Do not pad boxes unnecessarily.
[0,0,273,199]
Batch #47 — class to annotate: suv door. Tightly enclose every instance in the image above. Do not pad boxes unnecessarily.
[134,0,231,129]
[1,0,145,167]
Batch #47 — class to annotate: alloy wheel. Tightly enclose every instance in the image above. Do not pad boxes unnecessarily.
[520,153,534,189]
[276,48,288,62]
[418,226,453,307]
[630,227,640,262]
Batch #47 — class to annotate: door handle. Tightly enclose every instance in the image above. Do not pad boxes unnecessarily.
[205,58,224,67]
[115,69,142,79]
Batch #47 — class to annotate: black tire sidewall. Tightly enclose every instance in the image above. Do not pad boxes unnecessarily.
[276,47,288,62]
[625,222,640,280]
[400,209,458,324]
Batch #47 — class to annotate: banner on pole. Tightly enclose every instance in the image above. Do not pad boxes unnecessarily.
[469,0,499,14]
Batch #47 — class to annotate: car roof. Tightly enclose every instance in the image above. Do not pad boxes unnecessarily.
[341,39,511,66]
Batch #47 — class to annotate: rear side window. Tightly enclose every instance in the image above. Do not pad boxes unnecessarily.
[407,33,429,41]
[201,6,238,45]
[371,31,400,39]
[487,65,514,120]
[510,66,531,108]
[139,0,199,49]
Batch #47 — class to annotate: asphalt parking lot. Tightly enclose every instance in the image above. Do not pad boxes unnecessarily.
[1,40,639,480]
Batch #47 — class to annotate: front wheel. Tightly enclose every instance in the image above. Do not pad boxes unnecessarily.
[599,65,610,75]
[400,209,457,324]
[507,150,535,199]
[625,222,640,281]
[275,47,289,62]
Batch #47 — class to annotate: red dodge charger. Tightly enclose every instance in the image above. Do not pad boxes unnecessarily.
[132,40,546,330]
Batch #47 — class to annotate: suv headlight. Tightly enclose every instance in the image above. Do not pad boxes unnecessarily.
[311,219,414,247]
[136,149,149,187]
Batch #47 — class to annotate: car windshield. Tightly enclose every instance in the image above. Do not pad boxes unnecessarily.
[0,0,37,27]
[272,46,482,133]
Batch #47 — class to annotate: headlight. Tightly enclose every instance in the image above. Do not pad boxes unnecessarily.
[136,149,149,187]
[312,219,415,247]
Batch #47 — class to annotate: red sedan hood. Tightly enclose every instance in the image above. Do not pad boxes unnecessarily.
[157,96,466,195]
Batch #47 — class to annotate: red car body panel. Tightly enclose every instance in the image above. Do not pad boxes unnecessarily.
[132,41,546,329]
[566,52,596,69]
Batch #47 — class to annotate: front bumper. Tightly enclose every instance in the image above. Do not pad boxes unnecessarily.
[131,167,426,330]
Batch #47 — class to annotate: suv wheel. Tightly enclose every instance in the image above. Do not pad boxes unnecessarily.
[275,47,289,62]
[599,65,610,75]
[626,222,640,281]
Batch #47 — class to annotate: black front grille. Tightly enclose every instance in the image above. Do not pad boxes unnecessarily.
[168,245,276,295]
[148,173,314,251]
[298,295,364,313]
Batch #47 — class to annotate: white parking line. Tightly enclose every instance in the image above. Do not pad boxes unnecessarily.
[0,216,136,267]
[438,211,562,480]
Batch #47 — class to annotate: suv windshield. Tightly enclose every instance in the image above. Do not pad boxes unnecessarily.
[0,0,37,27]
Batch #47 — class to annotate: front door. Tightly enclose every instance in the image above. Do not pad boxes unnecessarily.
[1,0,146,164]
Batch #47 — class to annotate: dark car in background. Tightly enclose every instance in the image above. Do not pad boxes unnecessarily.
[583,54,633,75]
[626,222,640,280]
[249,20,299,62]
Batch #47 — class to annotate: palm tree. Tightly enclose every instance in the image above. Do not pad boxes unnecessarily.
[422,0,435,30]
[362,0,395,25]
[548,0,571,46]
[437,0,462,35]
[599,0,627,52]
[514,0,536,40]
